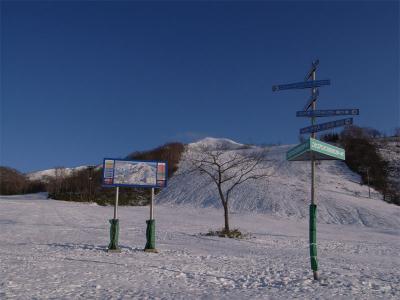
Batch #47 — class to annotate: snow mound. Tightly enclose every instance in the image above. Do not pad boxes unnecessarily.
[189,137,248,151]
[157,139,400,229]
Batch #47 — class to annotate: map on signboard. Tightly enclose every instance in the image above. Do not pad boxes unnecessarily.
[102,159,167,188]
[114,160,157,186]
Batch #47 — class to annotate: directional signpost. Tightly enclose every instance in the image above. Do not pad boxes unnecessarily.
[272,60,359,281]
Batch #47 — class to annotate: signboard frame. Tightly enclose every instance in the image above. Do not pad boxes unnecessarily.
[102,158,168,188]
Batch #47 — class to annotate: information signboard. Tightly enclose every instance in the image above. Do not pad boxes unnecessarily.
[102,159,167,188]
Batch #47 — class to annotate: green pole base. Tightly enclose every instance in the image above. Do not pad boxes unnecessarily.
[309,204,319,273]
[108,218,120,251]
[144,219,156,251]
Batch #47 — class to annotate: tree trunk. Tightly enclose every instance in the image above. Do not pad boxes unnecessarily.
[223,202,230,232]
[217,184,230,232]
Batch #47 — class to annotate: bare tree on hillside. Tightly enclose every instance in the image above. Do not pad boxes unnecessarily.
[394,127,400,137]
[46,167,67,197]
[182,145,274,233]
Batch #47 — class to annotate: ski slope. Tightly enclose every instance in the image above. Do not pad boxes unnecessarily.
[157,138,400,229]
[0,193,399,299]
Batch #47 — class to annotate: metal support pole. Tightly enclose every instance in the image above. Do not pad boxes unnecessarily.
[150,188,154,220]
[114,186,119,219]
[311,71,316,205]
[310,67,319,281]
[367,168,370,198]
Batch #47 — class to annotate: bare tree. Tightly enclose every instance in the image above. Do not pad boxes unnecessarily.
[394,127,400,137]
[182,144,273,233]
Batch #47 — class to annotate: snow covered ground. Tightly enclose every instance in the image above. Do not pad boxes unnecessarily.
[1,193,399,299]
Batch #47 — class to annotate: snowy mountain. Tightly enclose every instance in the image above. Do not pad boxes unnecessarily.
[190,137,248,150]
[26,165,99,181]
[157,138,400,229]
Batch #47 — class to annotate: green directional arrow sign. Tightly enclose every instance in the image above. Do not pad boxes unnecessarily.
[286,139,310,161]
[309,138,345,160]
[287,138,345,161]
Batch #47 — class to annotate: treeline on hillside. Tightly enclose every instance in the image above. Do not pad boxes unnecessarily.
[0,167,46,195]
[45,166,151,206]
[47,142,185,205]
[320,126,399,205]
[126,142,184,177]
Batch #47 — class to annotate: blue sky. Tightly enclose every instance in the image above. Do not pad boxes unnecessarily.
[1,1,399,173]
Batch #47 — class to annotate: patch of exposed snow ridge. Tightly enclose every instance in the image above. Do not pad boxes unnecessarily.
[189,137,248,150]
[157,137,400,229]
[26,165,98,181]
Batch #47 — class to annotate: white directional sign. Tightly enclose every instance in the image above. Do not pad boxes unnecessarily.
[296,109,359,118]
[272,80,330,92]
[300,118,353,134]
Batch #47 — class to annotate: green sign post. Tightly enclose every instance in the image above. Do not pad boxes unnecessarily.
[273,60,358,281]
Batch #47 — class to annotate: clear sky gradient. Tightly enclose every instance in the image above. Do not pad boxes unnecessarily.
[1,1,399,173]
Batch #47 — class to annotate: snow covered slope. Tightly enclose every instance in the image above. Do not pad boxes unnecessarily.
[375,137,400,193]
[157,138,400,229]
